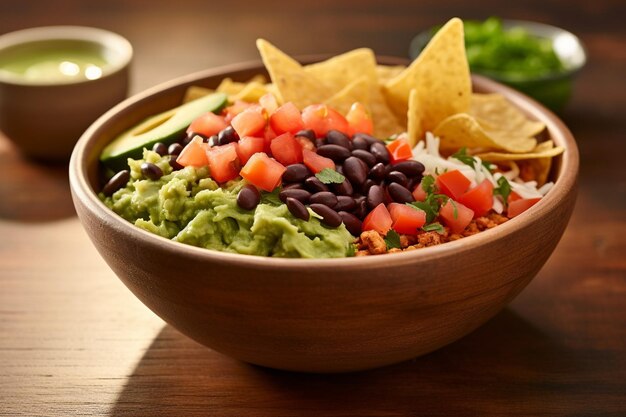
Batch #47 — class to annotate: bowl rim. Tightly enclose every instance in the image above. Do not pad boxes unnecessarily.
[409,18,587,83]
[69,58,579,271]
[0,25,133,86]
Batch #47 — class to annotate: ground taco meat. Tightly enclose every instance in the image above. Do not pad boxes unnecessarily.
[354,212,509,256]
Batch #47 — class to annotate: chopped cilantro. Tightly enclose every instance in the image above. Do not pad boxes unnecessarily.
[316,168,345,184]
[422,222,445,234]
[493,176,512,205]
[420,175,436,194]
[449,199,458,219]
[384,230,402,249]
[409,193,448,223]
[260,188,282,206]
[452,147,494,172]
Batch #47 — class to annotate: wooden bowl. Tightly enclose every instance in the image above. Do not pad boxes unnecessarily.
[69,58,578,373]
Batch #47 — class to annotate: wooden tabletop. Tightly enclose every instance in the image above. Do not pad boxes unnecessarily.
[1,1,625,415]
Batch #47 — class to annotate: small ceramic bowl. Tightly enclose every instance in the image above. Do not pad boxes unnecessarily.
[0,26,132,161]
[410,19,587,111]
[69,59,578,373]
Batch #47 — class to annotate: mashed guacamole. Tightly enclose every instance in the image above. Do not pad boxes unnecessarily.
[101,150,354,258]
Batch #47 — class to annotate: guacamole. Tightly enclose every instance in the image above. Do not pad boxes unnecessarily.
[101,150,354,258]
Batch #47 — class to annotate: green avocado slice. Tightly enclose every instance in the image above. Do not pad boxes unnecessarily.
[100,92,228,171]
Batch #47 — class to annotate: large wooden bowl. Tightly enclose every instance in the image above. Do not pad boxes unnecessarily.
[69,58,578,373]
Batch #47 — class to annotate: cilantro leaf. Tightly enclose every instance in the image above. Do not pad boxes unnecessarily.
[422,222,445,234]
[493,176,512,205]
[420,175,436,195]
[315,168,345,184]
[452,147,494,172]
[260,188,282,206]
[410,200,437,223]
[384,230,402,249]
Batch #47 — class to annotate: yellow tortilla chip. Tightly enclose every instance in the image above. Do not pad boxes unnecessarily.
[183,86,213,103]
[434,113,537,153]
[256,39,333,108]
[232,81,270,103]
[376,65,405,85]
[305,48,402,138]
[406,89,420,147]
[475,140,564,161]
[324,77,371,115]
[385,17,471,137]
[470,94,545,138]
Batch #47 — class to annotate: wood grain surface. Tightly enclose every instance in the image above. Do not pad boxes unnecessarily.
[1,0,625,415]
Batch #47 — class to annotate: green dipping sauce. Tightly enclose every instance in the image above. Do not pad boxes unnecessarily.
[0,41,108,83]
[463,17,565,79]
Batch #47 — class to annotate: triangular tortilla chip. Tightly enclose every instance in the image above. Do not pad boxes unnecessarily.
[471,94,545,138]
[324,76,371,115]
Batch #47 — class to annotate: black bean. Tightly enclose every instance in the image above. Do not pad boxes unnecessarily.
[336,164,343,175]
[168,143,184,156]
[283,183,304,190]
[316,144,351,162]
[286,197,310,221]
[282,164,311,183]
[367,184,384,209]
[352,136,369,150]
[407,176,422,192]
[279,188,311,203]
[351,149,377,167]
[309,191,338,208]
[386,170,408,187]
[141,162,163,180]
[360,178,376,195]
[295,129,316,141]
[152,142,167,156]
[335,195,356,212]
[333,178,354,196]
[326,130,352,150]
[169,157,184,171]
[370,142,390,164]
[207,135,218,146]
[310,204,342,228]
[368,163,386,181]
[388,182,414,204]
[315,138,327,148]
[353,132,381,146]
[181,134,193,146]
[343,156,367,187]
[237,184,261,210]
[353,198,367,219]
[338,211,362,236]
[391,160,425,177]
[304,176,329,193]
[102,170,130,196]
[217,126,239,145]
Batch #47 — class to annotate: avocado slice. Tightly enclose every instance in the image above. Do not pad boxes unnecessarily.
[100,92,228,171]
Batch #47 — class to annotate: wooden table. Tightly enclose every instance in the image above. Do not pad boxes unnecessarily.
[1,1,625,415]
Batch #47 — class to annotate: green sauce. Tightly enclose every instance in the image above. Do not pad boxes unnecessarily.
[0,43,108,83]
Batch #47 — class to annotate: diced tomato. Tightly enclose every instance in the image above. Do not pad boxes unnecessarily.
[388,203,426,234]
[362,203,392,235]
[231,106,267,137]
[439,199,474,234]
[205,143,240,183]
[302,148,335,173]
[270,132,303,165]
[176,136,209,167]
[412,182,427,202]
[507,196,541,218]
[301,104,349,137]
[235,136,265,165]
[269,102,304,134]
[436,170,471,200]
[295,135,315,151]
[239,152,286,192]
[457,179,494,218]
[386,137,413,163]
[346,102,373,136]
[263,125,277,153]
[259,93,279,114]
[186,112,228,138]
[223,100,254,123]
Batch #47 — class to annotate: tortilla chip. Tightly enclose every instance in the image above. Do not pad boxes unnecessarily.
[434,113,537,153]
[406,89,420,147]
[305,48,402,138]
[256,39,333,108]
[475,140,564,161]
[232,81,270,103]
[384,17,471,137]
[471,94,545,138]
[376,65,405,85]
[183,86,213,103]
[324,76,371,115]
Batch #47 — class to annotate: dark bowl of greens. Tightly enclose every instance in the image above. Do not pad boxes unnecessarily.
[410,17,587,111]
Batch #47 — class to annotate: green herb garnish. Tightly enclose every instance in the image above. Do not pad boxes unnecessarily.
[452,147,493,172]
[260,188,282,206]
[384,230,402,249]
[316,168,346,184]
[493,176,512,205]
[420,174,436,194]
[422,222,445,234]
